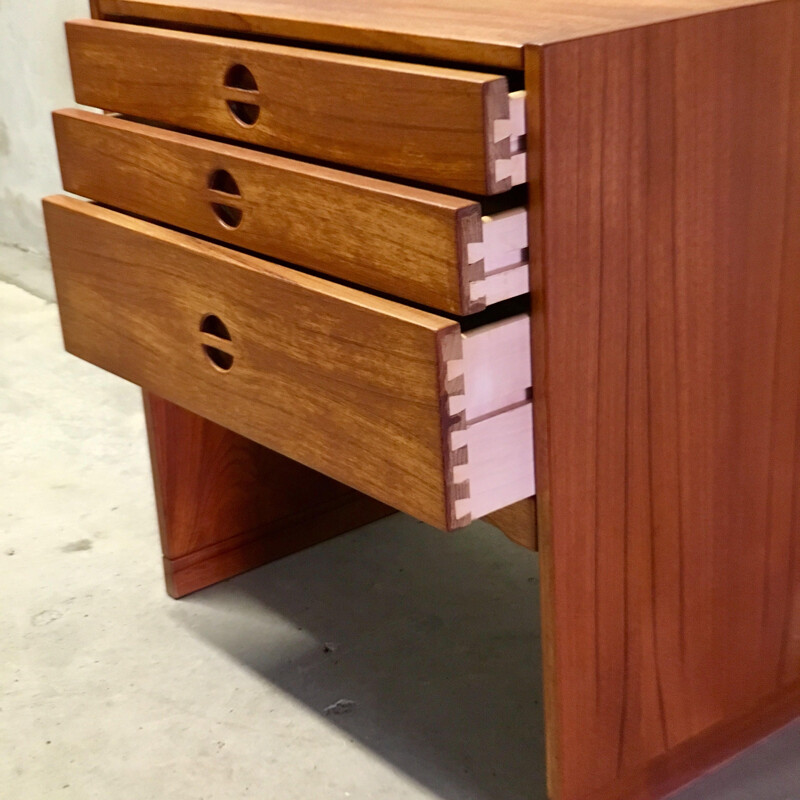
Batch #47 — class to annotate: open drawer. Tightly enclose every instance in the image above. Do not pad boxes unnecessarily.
[65,19,526,196]
[44,196,534,530]
[54,109,529,316]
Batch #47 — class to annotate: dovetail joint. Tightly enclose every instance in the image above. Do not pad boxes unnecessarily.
[442,330,471,527]
[465,225,487,313]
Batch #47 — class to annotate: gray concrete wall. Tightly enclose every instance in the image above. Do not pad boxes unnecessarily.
[0,0,89,266]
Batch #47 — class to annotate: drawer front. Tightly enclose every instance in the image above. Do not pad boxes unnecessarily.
[44,196,534,529]
[66,19,523,196]
[53,109,528,315]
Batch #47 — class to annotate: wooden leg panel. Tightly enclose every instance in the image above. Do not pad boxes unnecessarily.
[143,391,393,598]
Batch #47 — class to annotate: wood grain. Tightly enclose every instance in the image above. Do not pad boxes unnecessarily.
[143,391,393,597]
[590,681,800,800]
[461,314,531,422]
[457,403,535,521]
[94,0,776,68]
[44,195,535,530]
[53,109,488,314]
[528,2,800,797]
[66,19,518,195]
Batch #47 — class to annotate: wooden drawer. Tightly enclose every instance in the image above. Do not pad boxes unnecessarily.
[53,109,529,316]
[65,19,526,196]
[44,196,534,530]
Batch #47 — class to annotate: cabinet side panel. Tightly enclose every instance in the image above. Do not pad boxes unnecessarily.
[531,2,800,797]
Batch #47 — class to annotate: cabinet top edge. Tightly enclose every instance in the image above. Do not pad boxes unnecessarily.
[94,0,781,69]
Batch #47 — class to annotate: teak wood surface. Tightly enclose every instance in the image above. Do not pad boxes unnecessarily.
[66,19,516,195]
[94,0,776,68]
[143,391,393,597]
[53,109,484,315]
[528,2,800,799]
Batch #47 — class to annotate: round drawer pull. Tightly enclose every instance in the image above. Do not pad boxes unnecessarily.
[223,64,260,127]
[208,169,243,230]
[200,314,234,372]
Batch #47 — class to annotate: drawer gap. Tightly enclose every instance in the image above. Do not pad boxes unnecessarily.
[463,394,533,427]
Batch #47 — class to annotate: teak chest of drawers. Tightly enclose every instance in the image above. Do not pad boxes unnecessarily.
[45,2,800,799]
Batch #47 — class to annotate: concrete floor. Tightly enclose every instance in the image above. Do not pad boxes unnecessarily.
[1,254,799,799]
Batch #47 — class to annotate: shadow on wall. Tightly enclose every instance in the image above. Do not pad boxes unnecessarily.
[169,516,546,800]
